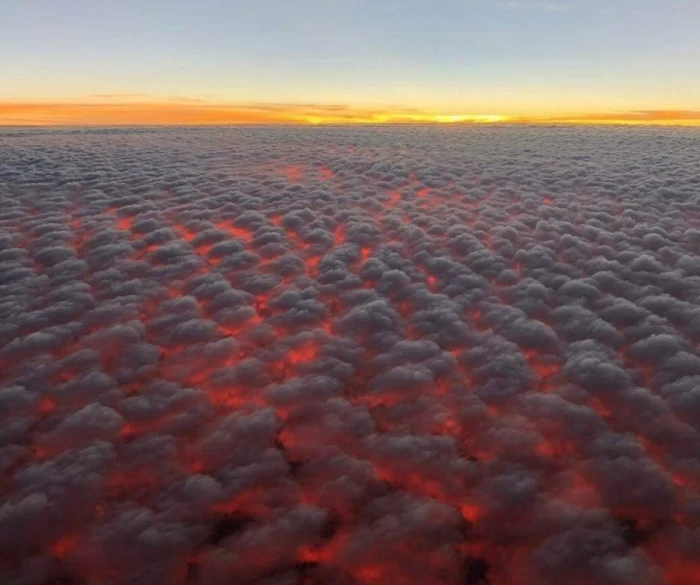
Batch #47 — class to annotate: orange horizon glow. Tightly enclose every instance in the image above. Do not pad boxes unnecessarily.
[2,101,700,127]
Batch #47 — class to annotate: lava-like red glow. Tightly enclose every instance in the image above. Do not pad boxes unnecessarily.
[38,395,56,414]
[358,246,372,265]
[216,221,254,244]
[50,534,80,560]
[171,221,197,241]
[319,167,334,181]
[284,165,303,183]
[333,223,345,246]
[117,215,133,231]
[460,503,485,523]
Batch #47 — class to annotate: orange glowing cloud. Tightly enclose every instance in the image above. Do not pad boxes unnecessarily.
[537,110,700,126]
[1,100,700,126]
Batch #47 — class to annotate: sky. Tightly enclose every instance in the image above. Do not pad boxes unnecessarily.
[2,0,700,125]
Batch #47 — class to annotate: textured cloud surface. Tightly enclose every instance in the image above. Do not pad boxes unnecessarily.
[1,125,700,585]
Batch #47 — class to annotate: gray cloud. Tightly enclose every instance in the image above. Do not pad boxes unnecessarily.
[0,124,699,585]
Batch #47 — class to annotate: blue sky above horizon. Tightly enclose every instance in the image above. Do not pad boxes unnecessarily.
[2,0,699,123]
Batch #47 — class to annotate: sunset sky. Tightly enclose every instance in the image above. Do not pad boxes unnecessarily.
[2,0,700,125]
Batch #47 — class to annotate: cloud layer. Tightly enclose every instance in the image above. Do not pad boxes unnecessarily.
[1,125,700,585]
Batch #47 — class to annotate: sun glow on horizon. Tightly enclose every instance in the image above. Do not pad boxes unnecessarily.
[1,100,700,127]
[300,112,511,125]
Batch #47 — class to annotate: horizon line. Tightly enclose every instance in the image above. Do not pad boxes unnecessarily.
[3,122,700,130]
